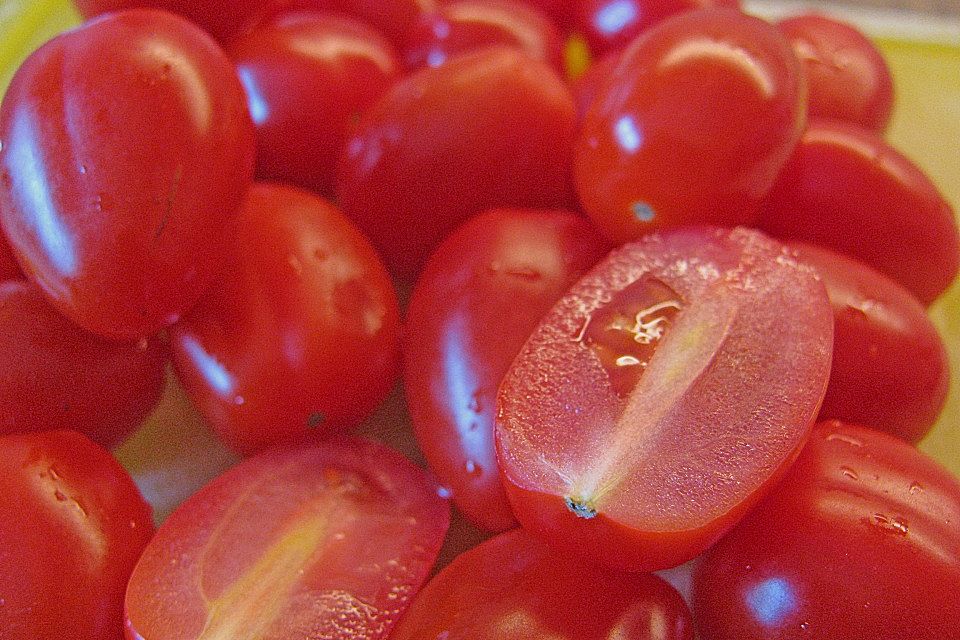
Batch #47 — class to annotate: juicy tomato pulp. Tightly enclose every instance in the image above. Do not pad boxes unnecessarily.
[124,438,450,640]
[171,183,400,456]
[575,9,806,243]
[390,529,695,640]
[496,228,833,571]
[693,421,960,639]
[0,431,153,640]
[404,208,610,532]
[0,9,255,340]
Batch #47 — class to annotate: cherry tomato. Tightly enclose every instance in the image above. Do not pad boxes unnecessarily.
[124,437,450,640]
[0,9,255,340]
[571,51,620,125]
[790,242,949,444]
[496,227,833,571]
[403,0,564,72]
[577,0,740,58]
[758,118,960,305]
[404,208,610,532]
[0,231,21,280]
[575,9,806,244]
[391,529,695,640]
[281,0,437,45]
[777,13,894,132]
[523,0,579,31]
[228,11,399,197]
[0,430,153,639]
[337,46,577,279]
[171,183,400,456]
[693,421,960,639]
[0,281,166,448]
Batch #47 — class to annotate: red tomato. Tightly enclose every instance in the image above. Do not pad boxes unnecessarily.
[523,0,579,31]
[758,118,960,305]
[75,0,286,41]
[575,9,806,244]
[124,437,450,640]
[571,51,620,125]
[693,421,960,639]
[337,46,577,279]
[0,430,153,640]
[404,208,610,532]
[280,0,437,45]
[391,529,694,639]
[577,0,741,57]
[0,281,166,448]
[403,0,564,72]
[0,232,21,280]
[0,9,255,340]
[171,183,400,456]
[790,242,949,444]
[496,227,833,571]
[777,13,894,132]
[228,11,400,197]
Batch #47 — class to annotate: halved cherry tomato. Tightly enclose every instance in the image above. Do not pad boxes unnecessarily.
[390,528,695,639]
[124,437,450,640]
[0,430,153,640]
[777,13,894,132]
[336,46,577,279]
[790,242,949,443]
[758,118,960,305]
[0,280,166,448]
[577,0,740,58]
[228,11,399,197]
[403,0,564,72]
[171,183,400,456]
[693,421,960,640]
[575,9,806,244]
[496,227,833,571]
[0,9,255,340]
[404,208,610,532]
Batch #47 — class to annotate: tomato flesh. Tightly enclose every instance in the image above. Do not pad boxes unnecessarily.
[693,421,960,639]
[496,227,833,571]
[124,437,450,640]
[390,529,695,639]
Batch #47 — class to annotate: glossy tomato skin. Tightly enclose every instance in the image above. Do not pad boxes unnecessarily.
[390,529,694,640]
[0,232,20,280]
[125,437,450,640]
[278,0,437,45]
[524,0,579,31]
[0,430,153,640]
[0,281,167,448]
[575,9,806,244]
[404,208,610,532]
[336,46,577,279]
[171,183,400,456]
[777,13,893,132]
[496,228,833,572]
[693,421,960,640]
[759,118,960,305]
[577,0,741,58]
[572,51,620,125]
[229,11,399,197]
[403,0,564,72]
[0,9,255,340]
[790,243,948,444]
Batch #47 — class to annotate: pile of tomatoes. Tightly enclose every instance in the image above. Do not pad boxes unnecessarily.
[1,0,958,638]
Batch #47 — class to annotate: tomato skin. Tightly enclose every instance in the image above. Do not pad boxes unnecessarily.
[171,183,400,456]
[523,0,579,31]
[496,227,833,572]
[0,430,154,640]
[758,118,960,305]
[571,51,620,125]
[777,13,894,132]
[693,421,960,640]
[0,281,167,448]
[228,11,399,197]
[277,0,437,45]
[577,0,741,58]
[124,437,450,640]
[390,529,694,640]
[403,0,564,72]
[790,242,948,444]
[337,46,577,279]
[0,9,255,340]
[0,232,21,280]
[575,9,806,244]
[404,208,610,532]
